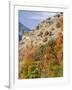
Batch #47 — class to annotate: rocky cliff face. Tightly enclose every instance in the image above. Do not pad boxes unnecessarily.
[19,12,63,79]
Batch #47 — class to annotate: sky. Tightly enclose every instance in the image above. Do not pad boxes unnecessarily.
[19,10,57,30]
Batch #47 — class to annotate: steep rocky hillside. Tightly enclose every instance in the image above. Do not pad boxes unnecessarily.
[19,12,63,79]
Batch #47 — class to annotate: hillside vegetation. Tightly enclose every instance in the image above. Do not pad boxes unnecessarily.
[19,12,63,79]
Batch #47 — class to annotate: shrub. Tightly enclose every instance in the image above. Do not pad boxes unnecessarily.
[49,64,63,77]
[36,25,39,29]
[28,64,41,78]
[44,31,49,36]
[48,38,56,47]
[57,14,60,18]
[49,31,53,36]
[47,17,51,20]
[56,22,61,28]
[60,12,63,15]
[43,37,47,42]
[38,31,43,37]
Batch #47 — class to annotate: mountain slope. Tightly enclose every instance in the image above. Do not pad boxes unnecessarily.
[20,12,63,48]
[19,12,63,79]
